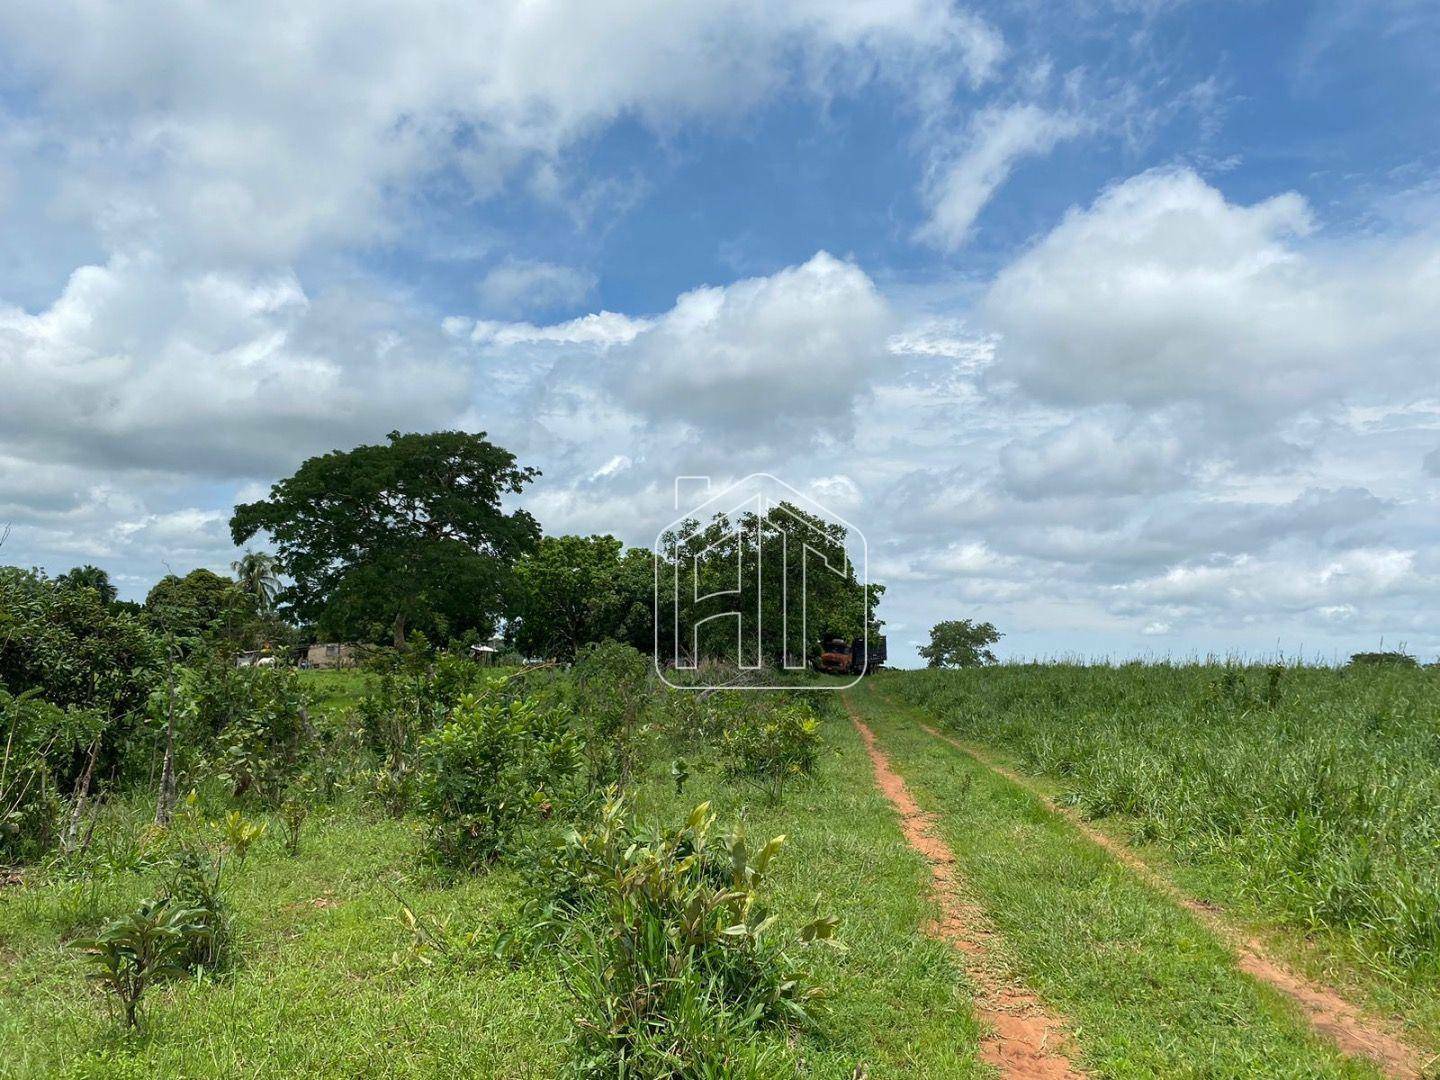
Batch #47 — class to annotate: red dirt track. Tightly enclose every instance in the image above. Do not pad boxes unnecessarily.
[846,702,1084,1079]
[915,719,1427,1080]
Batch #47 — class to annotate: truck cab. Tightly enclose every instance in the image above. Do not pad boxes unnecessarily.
[816,634,887,675]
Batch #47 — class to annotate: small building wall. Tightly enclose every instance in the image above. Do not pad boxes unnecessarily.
[305,643,358,669]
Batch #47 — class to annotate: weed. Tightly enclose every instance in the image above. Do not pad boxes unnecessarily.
[73,898,210,1028]
[720,704,821,803]
[159,849,232,971]
[524,793,839,1076]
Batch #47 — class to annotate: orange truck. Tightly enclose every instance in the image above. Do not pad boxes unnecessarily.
[815,635,886,676]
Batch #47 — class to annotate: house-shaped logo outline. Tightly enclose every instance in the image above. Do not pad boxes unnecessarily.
[651,472,869,691]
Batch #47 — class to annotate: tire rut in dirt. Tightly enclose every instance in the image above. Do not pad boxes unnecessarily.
[845,699,1084,1079]
[913,718,1428,1080]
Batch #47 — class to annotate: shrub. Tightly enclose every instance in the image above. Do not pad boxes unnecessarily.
[656,690,736,747]
[1,689,104,864]
[280,796,309,856]
[359,763,413,818]
[74,898,211,1028]
[0,567,162,720]
[536,794,838,1076]
[0,567,161,795]
[415,684,583,869]
[720,704,821,803]
[212,666,312,800]
[572,641,651,786]
[356,669,444,768]
[354,653,491,776]
[181,652,255,739]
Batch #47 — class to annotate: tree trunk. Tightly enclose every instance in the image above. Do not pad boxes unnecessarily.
[155,665,177,826]
[392,610,407,649]
[61,736,100,854]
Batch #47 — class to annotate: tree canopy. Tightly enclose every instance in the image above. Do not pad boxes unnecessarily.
[57,565,118,605]
[229,430,541,646]
[232,551,281,613]
[918,619,1001,668]
[0,566,161,718]
[508,534,651,661]
[656,503,882,670]
[144,569,254,647]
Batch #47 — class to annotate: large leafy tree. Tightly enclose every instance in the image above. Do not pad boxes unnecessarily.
[508,535,652,661]
[1,569,160,850]
[144,569,254,648]
[57,565,119,605]
[918,619,1001,668]
[655,503,882,669]
[0,567,161,718]
[230,430,541,646]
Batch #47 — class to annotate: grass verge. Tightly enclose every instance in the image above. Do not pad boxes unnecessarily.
[625,702,987,1077]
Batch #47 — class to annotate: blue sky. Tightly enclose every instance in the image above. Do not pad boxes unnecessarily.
[1,1,1437,665]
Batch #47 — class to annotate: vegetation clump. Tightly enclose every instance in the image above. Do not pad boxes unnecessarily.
[158,848,233,971]
[73,896,213,1028]
[415,682,583,869]
[720,703,822,803]
[1,688,102,863]
[571,640,652,787]
[534,794,839,1077]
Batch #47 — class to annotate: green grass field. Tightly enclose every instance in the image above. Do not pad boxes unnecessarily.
[1,690,987,1079]
[3,665,1435,1078]
[877,663,1440,1054]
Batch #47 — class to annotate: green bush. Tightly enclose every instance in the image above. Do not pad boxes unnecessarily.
[415,684,583,869]
[0,567,162,720]
[1,688,104,864]
[537,794,838,1076]
[359,763,413,818]
[73,898,212,1028]
[572,641,652,786]
[212,666,312,801]
[720,704,821,803]
[0,567,162,792]
[656,690,741,748]
[356,662,456,764]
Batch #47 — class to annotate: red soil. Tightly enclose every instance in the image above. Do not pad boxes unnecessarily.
[847,702,1085,1079]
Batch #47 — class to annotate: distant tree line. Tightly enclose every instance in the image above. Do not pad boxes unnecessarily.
[223,429,882,667]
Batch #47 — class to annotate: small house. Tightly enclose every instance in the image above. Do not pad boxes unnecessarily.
[303,643,359,669]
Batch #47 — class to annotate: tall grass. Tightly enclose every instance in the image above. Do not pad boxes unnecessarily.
[883,662,1440,978]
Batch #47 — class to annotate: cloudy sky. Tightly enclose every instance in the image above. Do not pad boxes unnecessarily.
[2,1,1438,665]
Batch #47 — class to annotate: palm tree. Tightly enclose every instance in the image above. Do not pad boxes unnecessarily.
[232,550,281,613]
[59,564,118,605]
